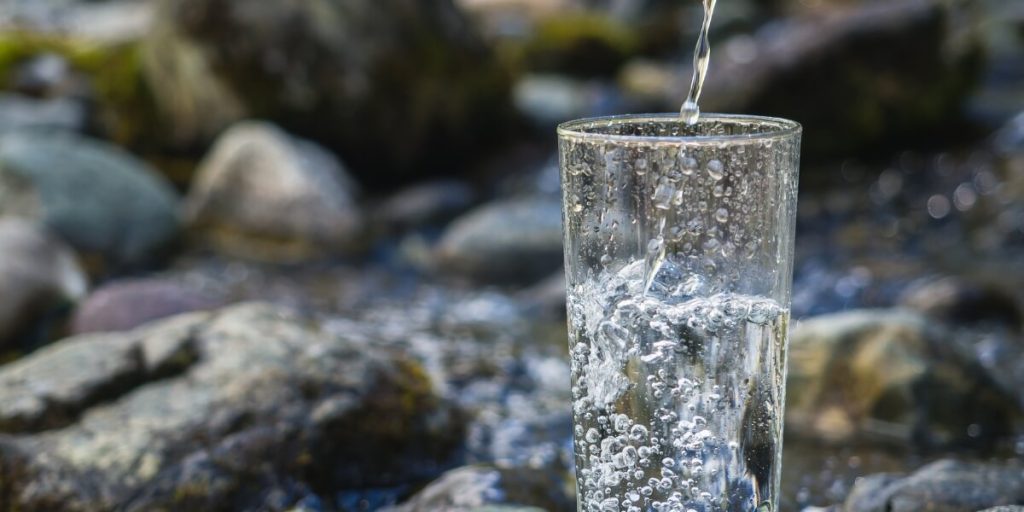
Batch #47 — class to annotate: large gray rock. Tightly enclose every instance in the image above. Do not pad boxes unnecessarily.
[0,131,180,272]
[844,460,1024,512]
[0,303,463,511]
[0,219,87,348]
[71,277,223,334]
[142,0,511,186]
[435,198,564,285]
[386,465,574,512]
[621,0,982,160]
[786,309,1021,448]
[183,122,363,262]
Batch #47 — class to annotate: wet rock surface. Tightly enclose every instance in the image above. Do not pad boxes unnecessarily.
[0,303,464,511]
[843,459,1024,512]
[385,465,574,512]
[786,309,1021,448]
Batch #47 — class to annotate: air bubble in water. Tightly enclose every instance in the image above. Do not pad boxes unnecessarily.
[707,159,725,180]
[654,182,675,210]
[679,154,698,175]
[715,208,729,223]
[635,158,649,176]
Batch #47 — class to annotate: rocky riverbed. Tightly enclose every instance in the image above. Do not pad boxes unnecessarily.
[0,0,1022,511]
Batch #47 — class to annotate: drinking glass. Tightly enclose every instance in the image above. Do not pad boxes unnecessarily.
[558,114,801,512]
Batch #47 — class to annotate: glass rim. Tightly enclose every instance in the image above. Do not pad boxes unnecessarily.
[557,113,802,144]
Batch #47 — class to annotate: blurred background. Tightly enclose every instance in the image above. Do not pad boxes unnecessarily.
[0,0,1022,510]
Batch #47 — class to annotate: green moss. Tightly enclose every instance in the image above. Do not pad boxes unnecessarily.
[0,31,161,150]
[517,13,639,78]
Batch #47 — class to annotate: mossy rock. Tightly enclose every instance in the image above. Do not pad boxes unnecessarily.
[142,0,513,188]
[0,30,163,151]
[516,13,639,78]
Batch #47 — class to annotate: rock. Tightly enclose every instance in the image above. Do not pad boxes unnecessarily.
[143,0,511,186]
[978,508,1024,512]
[183,122,363,263]
[844,459,1024,512]
[0,26,165,152]
[786,309,1021,448]
[519,13,638,78]
[513,74,631,128]
[71,277,223,334]
[386,465,573,512]
[0,219,87,349]
[378,180,477,232]
[0,303,463,510]
[0,131,180,272]
[0,93,87,134]
[621,0,983,160]
[0,314,197,433]
[435,198,564,285]
[900,277,1022,331]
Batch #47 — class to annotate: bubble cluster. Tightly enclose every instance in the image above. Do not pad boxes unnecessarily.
[568,260,789,511]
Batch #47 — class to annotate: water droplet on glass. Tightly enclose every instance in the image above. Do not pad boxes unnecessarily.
[653,182,675,210]
[679,154,698,176]
[707,159,725,180]
[715,208,729,223]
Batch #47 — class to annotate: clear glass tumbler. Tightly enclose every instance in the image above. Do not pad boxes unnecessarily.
[558,114,801,512]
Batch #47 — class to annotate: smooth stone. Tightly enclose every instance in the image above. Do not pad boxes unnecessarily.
[786,309,1021,448]
[0,219,87,348]
[183,121,362,263]
[384,465,573,512]
[71,277,223,334]
[143,0,510,185]
[844,459,1024,512]
[0,303,463,510]
[434,198,564,285]
[0,131,180,271]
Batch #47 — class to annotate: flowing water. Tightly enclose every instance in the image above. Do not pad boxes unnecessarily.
[680,0,718,125]
[647,0,720,300]
[569,261,789,512]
